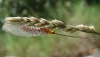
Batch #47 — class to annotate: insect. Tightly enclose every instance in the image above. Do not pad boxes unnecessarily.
[2,23,55,37]
[19,26,55,36]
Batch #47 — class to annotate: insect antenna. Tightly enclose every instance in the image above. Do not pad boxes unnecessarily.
[40,28,96,40]
[54,33,95,40]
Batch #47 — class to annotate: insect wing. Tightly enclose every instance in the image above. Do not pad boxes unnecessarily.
[19,26,48,36]
[2,23,33,37]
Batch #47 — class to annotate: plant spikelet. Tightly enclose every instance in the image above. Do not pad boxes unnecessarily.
[75,24,94,32]
[3,17,100,35]
[34,18,49,27]
[50,19,65,28]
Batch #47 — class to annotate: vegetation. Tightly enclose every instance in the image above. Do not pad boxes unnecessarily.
[0,0,100,57]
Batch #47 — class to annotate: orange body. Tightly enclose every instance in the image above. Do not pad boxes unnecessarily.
[39,27,55,34]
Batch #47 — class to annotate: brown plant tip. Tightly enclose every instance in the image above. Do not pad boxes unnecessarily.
[5,17,23,23]
[75,24,95,33]
[63,24,100,35]
[5,17,40,25]
[64,25,77,33]
[50,19,66,28]
[34,18,49,27]
[27,17,40,26]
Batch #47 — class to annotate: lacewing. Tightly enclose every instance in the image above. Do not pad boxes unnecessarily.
[2,23,55,37]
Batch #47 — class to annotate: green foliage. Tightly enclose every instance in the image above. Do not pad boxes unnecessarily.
[0,0,100,57]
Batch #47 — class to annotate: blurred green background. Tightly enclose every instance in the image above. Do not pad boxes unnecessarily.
[0,0,100,57]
